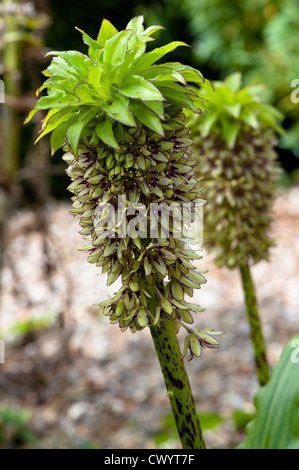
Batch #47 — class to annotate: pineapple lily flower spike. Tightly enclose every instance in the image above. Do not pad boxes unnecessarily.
[26,16,223,449]
[188,72,284,386]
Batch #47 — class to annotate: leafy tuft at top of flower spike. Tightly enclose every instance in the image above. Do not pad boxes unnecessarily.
[188,72,284,148]
[25,15,205,157]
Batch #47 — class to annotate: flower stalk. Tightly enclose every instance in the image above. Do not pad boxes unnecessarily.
[240,262,269,386]
[150,320,206,449]
[147,283,205,449]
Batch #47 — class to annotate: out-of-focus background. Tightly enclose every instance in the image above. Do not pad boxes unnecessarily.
[0,0,298,449]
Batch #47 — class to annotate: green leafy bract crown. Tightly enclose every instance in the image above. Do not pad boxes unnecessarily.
[26,15,205,157]
[188,72,284,148]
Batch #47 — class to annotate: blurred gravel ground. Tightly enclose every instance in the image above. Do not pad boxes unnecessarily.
[0,186,298,449]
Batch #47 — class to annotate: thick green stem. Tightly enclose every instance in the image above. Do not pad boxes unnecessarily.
[240,262,269,386]
[148,284,205,449]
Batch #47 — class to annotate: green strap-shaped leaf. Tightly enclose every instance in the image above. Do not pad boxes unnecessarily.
[132,41,189,74]
[159,85,201,113]
[95,118,120,150]
[130,101,165,136]
[126,15,145,35]
[50,118,76,155]
[38,77,79,96]
[35,108,76,144]
[141,100,165,120]
[88,63,102,89]
[24,108,39,124]
[240,107,260,129]
[162,62,205,84]
[141,66,187,85]
[224,102,241,118]
[101,93,136,127]
[47,56,82,81]
[238,334,299,449]
[224,72,242,92]
[103,30,132,71]
[35,91,73,110]
[97,18,118,47]
[126,36,154,63]
[221,119,241,148]
[143,24,166,37]
[46,51,93,78]
[66,119,86,157]
[76,27,100,50]
[66,109,97,157]
[74,83,100,104]
[75,27,101,61]
[128,34,153,52]
[118,74,165,101]
[41,108,62,126]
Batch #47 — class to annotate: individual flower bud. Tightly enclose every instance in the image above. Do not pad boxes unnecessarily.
[182,328,222,360]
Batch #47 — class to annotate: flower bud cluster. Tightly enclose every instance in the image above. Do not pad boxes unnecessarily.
[64,113,213,338]
[192,127,281,268]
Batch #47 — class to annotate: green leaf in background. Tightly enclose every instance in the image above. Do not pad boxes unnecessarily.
[224,102,241,119]
[153,411,224,447]
[224,72,242,93]
[0,407,37,447]
[238,334,299,449]
[221,119,241,149]
[233,409,255,430]
[239,107,259,129]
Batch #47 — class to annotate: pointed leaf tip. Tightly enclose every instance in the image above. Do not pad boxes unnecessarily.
[97,18,118,47]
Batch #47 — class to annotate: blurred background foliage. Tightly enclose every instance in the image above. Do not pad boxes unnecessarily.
[1,0,299,211]
[0,0,299,449]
